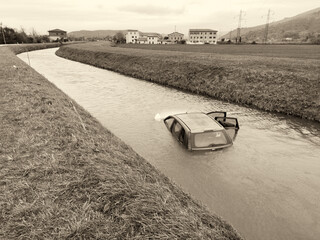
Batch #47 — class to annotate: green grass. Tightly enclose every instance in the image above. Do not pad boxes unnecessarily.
[56,42,320,122]
[0,45,243,239]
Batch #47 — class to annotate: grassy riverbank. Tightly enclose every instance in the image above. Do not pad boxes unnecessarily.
[9,42,63,54]
[0,46,243,239]
[56,42,320,122]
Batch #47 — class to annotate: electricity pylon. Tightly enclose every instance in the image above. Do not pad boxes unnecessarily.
[263,9,271,44]
[236,10,243,43]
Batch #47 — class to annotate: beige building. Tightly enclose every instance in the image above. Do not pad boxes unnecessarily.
[137,37,147,44]
[168,32,184,42]
[189,29,217,44]
[126,30,161,44]
[48,29,67,42]
[147,34,159,44]
[126,30,139,43]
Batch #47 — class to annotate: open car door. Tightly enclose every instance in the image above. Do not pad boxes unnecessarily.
[214,117,240,140]
[206,111,226,120]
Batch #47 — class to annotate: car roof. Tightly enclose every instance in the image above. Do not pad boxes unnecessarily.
[174,112,224,133]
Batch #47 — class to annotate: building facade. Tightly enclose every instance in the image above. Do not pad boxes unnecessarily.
[147,35,159,44]
[126,30,139,43]
[137,37,148,44]
[168,32,184,42]
[48,29,67,42]
[126,30,161,44]
[189,29,217,44]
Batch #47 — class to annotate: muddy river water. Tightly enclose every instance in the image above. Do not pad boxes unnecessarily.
[18,48,320,240]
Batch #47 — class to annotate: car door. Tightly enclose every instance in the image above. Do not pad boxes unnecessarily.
[171,120,188,148]
[214,117,239,140]
[207,111,227,120]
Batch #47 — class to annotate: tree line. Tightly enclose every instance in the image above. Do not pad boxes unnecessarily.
[0,26,50,44]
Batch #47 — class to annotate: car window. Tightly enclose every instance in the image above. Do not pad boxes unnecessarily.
[172,121,188,146]
[194,131,228,148]
[164,117,175,131]
[215,117,239,129]
[172,121,182,137]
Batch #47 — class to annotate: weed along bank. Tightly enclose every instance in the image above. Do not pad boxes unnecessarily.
[0,45,243,239]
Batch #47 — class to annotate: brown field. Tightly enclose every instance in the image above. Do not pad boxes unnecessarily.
[119,43,320,60]
[0,45,243,239]
[56,42,320,122]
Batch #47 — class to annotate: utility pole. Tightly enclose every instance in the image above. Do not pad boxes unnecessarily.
[263,9,271,44]
[236,10,243,44]
[0,22,6,44]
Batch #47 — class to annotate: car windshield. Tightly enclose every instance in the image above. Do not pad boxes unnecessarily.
[194,131,229,148]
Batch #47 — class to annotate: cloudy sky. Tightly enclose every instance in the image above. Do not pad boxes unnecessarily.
[1,0,319,36]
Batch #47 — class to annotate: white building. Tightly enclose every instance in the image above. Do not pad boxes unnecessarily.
[137,37,148,44]
[126,29,162,44]
[126,30,139,43]
[168,32,184,42]
[189,29,217,44]
[147,35,159,44]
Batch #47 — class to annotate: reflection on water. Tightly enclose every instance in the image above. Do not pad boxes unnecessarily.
[18,48,320,240]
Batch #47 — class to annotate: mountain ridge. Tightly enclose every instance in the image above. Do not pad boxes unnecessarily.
[220,7,320,43]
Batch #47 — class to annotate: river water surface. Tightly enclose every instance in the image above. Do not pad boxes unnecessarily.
[18,48,320,240]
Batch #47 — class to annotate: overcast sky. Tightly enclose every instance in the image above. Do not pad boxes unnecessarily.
[1,0,319,36]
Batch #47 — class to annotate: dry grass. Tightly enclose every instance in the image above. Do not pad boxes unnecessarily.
[9,42,63,54]
[119,43,320,60]
[56,42,320,122]
[0,45,243,239]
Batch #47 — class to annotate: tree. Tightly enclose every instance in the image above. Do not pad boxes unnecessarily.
[112,32,126,44]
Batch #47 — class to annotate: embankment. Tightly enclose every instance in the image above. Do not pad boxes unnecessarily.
[9,42,63,54]
[0,46,243,239]
[56,42,320,122]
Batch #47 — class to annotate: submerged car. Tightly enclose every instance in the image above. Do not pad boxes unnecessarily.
[164,111,239,151]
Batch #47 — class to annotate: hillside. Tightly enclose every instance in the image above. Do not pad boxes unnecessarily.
[221,7,320,43]
[68,30,127,39]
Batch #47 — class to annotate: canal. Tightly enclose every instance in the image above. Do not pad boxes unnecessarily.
[18,48,320,240]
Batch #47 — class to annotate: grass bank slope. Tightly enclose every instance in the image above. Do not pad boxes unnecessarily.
[9,42,63,54]
[56,42,320,122]
[0,46,243,239]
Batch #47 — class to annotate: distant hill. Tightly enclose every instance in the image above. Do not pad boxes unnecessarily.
[220,7,320,43]
[68,30,127,39]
